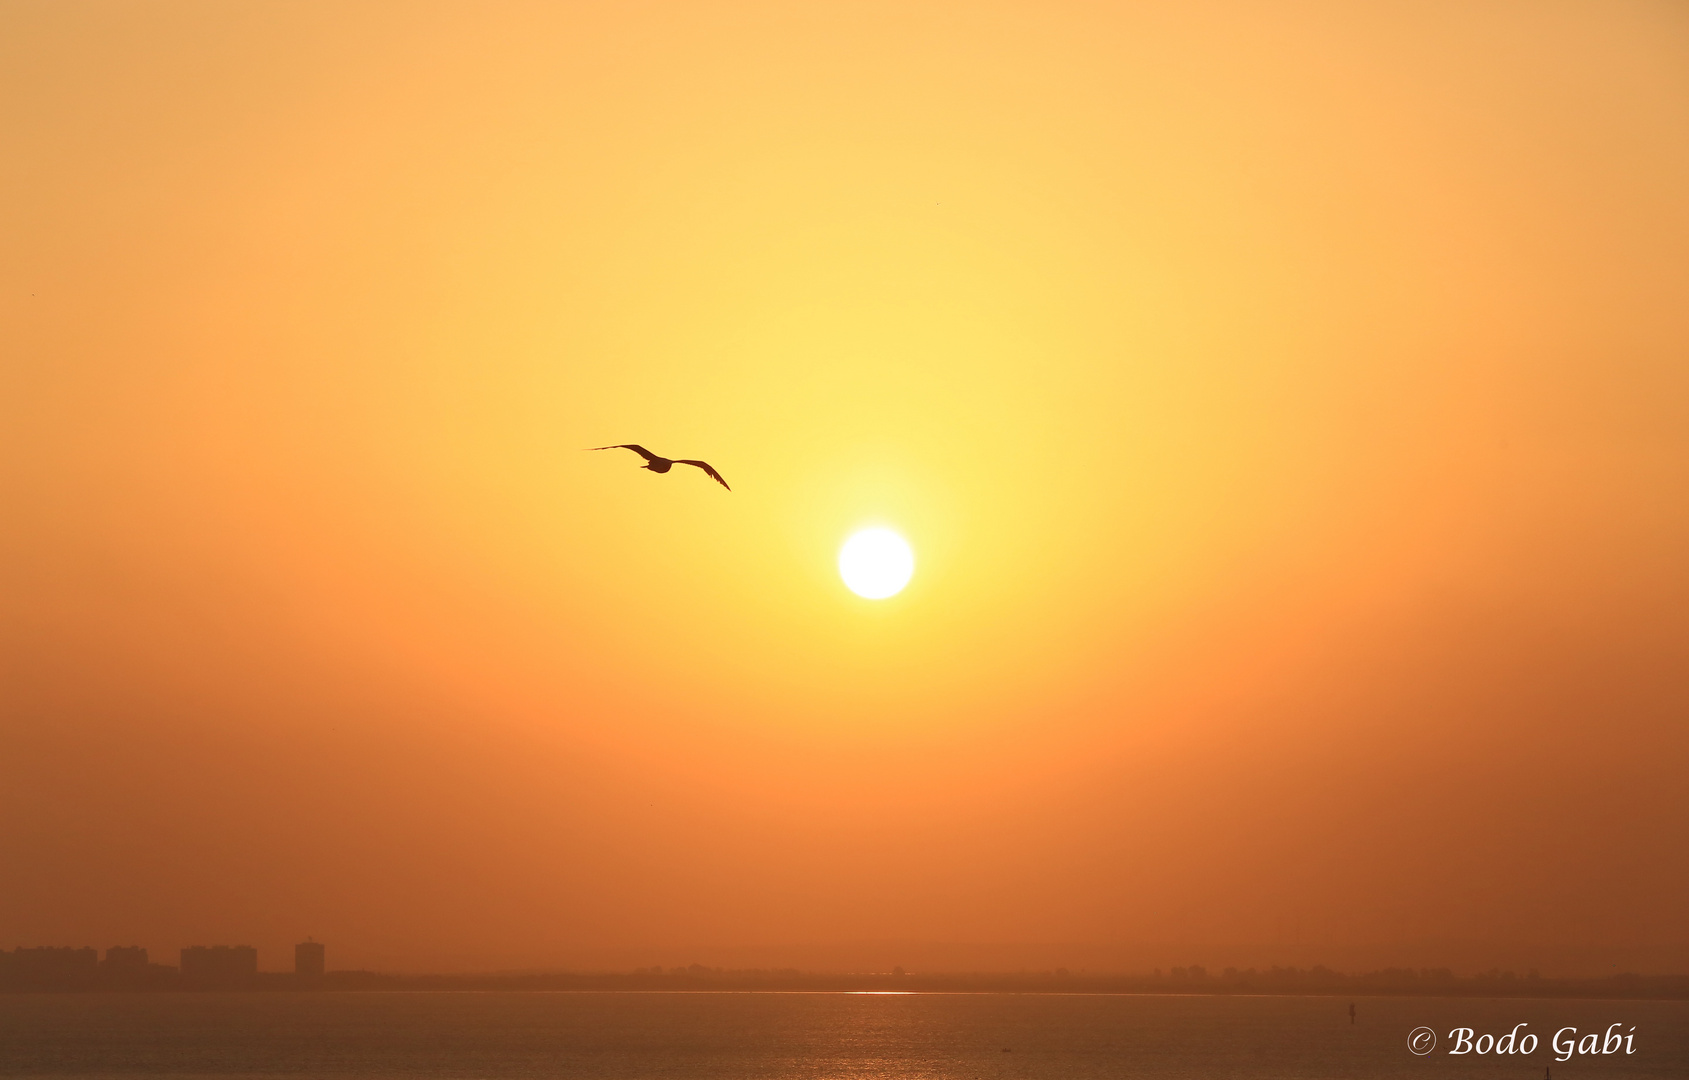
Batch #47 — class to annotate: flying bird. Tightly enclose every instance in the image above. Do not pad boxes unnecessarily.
[588,444,731,490]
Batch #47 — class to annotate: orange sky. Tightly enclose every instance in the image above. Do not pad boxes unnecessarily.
[3,2,1687,975]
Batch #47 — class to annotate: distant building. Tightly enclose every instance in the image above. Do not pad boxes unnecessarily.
[1,947,99,989]
[295,939,325,978]
[103,946,149,973]
[180,945,257,984]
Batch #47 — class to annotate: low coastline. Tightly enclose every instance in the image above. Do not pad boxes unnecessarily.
[3,965,1684,999]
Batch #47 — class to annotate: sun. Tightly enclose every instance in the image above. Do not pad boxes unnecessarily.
[838,528,914,599]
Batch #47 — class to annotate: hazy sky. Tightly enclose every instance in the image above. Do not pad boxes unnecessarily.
[4,1,1687,975]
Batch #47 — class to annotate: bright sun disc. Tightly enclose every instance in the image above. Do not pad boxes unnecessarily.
[838,528,914,599]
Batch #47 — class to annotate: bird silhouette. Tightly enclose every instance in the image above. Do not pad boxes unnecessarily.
[588,444,731,490]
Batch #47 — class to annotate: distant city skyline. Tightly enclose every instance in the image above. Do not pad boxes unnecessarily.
[0,941,327,985]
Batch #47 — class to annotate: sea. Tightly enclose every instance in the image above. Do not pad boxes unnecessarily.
[0,991,1683,1079]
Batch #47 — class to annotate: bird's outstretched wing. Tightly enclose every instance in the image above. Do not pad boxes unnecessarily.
[588,444,658,462]
[676,460,731,491]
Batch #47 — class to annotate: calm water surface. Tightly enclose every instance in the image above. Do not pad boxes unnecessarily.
[0,992,1683,1079]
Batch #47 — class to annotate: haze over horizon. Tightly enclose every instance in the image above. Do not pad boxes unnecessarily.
[4,2,1687,980]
